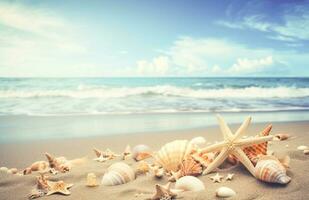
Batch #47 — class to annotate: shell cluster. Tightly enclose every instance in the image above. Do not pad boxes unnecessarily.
[154,140,194,172]
[101,162,135,186]
[254,156,291,184]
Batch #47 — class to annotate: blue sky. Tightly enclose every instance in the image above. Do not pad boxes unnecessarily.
[0,0,309,77]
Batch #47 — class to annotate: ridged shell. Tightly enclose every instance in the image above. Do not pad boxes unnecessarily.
[216,187,236,198]
[101,162,135,186]
[191,152,215,168]
[132,145,151,161]
[254,156,291,184]
[175,176,205,192]
[179,158,202,177]
[229,125,272,165]
[154,140,194,172]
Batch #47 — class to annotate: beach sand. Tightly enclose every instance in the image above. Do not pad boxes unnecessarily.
[0,121,309,200]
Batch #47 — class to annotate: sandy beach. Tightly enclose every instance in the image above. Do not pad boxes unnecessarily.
[0,120,308,200]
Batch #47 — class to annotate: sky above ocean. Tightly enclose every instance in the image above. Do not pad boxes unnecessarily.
[0,0,309,77]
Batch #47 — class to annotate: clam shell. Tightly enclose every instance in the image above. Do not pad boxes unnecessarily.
[216,187,236,198]
[175,176,205,192]
[154,140,194,172]
[297,145,308,151]
[102,162,135,186]
[254,156,291,184]
[132,145,151,161]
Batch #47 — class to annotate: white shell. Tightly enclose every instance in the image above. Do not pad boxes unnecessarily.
[132,145,151,161]
[102,162,135,186]
[154,140,194,172]
[216,187,236,198]
[0,167,8,173]
[175,176,205,192]
[189,137,206,147]
[86,173,98,187]
[297,145,308,151]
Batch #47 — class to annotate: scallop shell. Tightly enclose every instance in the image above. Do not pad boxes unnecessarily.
[178,158,202,177]
[175,176,205,192]
[216,187,236,198]
[101,162,135,186]
[254,156,291,184]
[154,140,194,172]
[132,145,152,161]
[191,152,216,168]
[86,173,98,187]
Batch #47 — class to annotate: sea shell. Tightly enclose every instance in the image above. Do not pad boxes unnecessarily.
[37,174,49,191]
[101,162,135,186]
[274,133,289,141]
[24,161,49,175]
[154,140,194,172]
[178,158,202,177]
[174,176,205,192]
[122,145,132,160]
[136,161,150,175]
[28,188,45,199]
[189,136,206,147]
[191,151,216,168]
[254,156,291,184]
[150,165,165,178]
[7,168,18,174]
[0,167,9,173]
[86,173,98,187]
[132,145,152,161]
[45,153,70,173]
[297,145,308,151]
[216,187,236,198]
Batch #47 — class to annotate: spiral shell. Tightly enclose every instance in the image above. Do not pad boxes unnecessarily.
[175,176,205,192]
[132,145,152,161]
[101,162,135,186]
[254,156,291,184]
[154,140,194,172]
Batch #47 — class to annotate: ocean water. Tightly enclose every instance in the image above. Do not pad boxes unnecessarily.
[0,77,309,142]
[1,77,309,115]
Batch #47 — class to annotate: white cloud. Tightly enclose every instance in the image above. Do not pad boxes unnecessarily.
[133,37,301,76]
[216,8,309,42]
[137,56,170,76]
[0,2,87,77]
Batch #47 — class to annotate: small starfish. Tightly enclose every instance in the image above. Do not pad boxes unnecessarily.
[151,182,177,200]
[210,173,223,183]
[46,180,73,196]
[225,173,234,181]
[201,115,273,176]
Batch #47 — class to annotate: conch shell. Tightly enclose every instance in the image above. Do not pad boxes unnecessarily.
[174,176,205,192]
[45,153,70,173]
[254,156,291,184]
[154,140,194,172]
[101,162,135,186]
[23,161,49,175]
[132,145,152,161]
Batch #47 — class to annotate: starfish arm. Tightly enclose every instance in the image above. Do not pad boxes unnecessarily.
[61,189,71,195]
[202,147,229,175]
[233,116,251,140]
[232,147,255,176]
[236,135,273,148]
[199,141,226,154]
[217,114,233,140]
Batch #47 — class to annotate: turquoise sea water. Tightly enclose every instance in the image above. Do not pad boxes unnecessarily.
[0,77,309,142]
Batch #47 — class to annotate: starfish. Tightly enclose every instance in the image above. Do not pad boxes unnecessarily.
[46,180,73,196]
[210,173,223,183]
[151,182,177,200]
[225,173,234,181]
[201,115,273,176]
